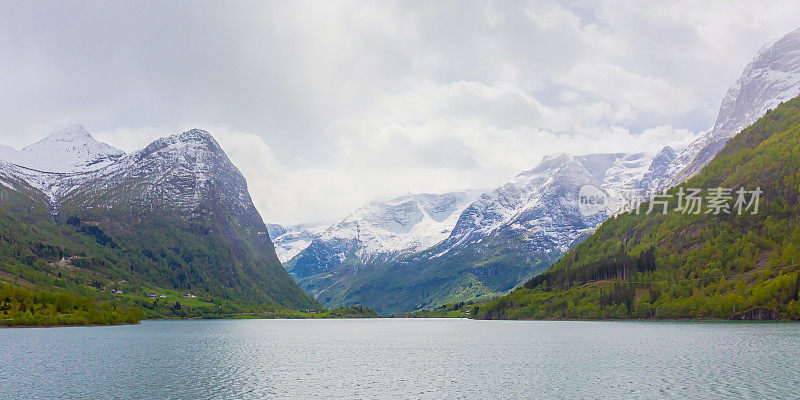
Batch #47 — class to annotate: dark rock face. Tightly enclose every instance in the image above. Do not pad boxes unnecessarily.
[731,307,776,321]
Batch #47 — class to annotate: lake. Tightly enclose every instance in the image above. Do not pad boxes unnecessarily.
[1,319,798,399]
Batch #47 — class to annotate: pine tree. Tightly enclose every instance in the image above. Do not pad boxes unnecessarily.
[793,274,800,302]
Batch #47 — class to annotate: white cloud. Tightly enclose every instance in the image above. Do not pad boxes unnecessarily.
[561,63,699,115]
[1,1,799,223]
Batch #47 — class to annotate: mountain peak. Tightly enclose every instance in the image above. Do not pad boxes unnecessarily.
[33,124,93,145]
[655,145,676,160]
[713,26,800,138]
[541,152,574,163]
[162,129,220,148]
[179,128,216,143]
[518,153,575,176]
[0,124,124,173]
[664,26,800,187]
[140,129,223,158]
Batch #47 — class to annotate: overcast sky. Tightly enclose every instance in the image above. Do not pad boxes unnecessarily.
[1,1,799,224]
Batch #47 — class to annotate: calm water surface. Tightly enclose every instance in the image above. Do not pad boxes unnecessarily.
[1,319,799,399]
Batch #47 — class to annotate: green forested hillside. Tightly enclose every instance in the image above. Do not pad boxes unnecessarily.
[0,170,320,320]
[475,96,800,320]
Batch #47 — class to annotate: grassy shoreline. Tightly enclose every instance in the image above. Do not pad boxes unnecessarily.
[0,321,141,328]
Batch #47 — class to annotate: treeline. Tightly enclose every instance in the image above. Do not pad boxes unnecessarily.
[405,300,478,318]
[328,305,380,318]
[523,245,656,291]
[474,269,800,320]
[0,283,143,327]
[65,215,117,248]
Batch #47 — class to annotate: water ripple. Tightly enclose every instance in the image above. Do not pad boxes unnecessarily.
[1,319,799,399]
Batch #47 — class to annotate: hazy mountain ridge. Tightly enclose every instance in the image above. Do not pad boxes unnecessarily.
[268,222,330,263]
[288,150,674,313]
[286,190,484,280]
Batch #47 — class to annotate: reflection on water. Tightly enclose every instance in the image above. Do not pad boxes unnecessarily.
[1,319,798,399]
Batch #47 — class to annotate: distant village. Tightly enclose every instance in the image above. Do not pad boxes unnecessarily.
[97,284,198,300]
[145,293,197,299]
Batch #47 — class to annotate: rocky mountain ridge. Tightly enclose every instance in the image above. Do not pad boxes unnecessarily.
[659,27,800,188]
[0,126,318,310]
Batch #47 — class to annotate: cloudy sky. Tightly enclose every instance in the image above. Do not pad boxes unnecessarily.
[1,1,799,224]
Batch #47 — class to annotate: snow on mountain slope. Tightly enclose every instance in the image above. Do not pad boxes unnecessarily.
[662,27,800,188]
[435,152,661,258]
[326,190,486,254]
[0,124,124,173]
[62,129,255,217]
[304,151,677,313]
[638,146,678,191]
[268,222,330,263]
[31,128,279,260]
[288,190,484,279]
[0,127,265,232]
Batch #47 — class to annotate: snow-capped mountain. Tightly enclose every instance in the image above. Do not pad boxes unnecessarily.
[59,129,269,230]
[0,128,263,224]
[287,190,484,281]
[289,151,672,313]
[661,27,800,188]
[268,222,330,263]
[0,126,317,309]
[0,124,124,173]
[324,190,486,255]
[0,126,266,238]
[436,152,663,258]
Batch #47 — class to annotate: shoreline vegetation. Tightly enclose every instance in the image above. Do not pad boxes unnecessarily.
[204,304,381,320]
[2,273,794,326]
[0,283,142,327]
[0,282,380,327]
[406,302,798,322]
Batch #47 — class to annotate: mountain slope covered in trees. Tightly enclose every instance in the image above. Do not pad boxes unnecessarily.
[0,128,320,318]
[475,96,800,320]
